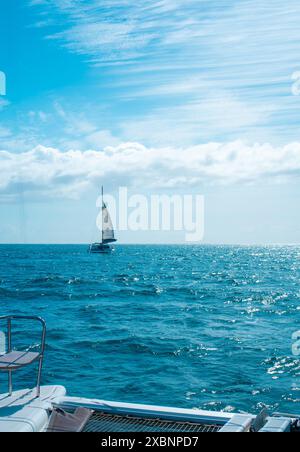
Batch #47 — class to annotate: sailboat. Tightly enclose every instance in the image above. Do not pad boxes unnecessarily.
[89,187,117,254]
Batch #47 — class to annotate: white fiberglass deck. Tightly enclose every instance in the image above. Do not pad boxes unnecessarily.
[0,386,295,432]
[0,386,66,432]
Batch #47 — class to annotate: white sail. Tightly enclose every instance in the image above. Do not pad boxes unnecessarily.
[102,202,116,244]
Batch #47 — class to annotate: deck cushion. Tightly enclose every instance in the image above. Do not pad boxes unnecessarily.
[219,414,253,432]
[259,418,291,432]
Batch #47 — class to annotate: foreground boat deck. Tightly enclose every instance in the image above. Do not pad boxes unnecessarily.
[0,386,298,432]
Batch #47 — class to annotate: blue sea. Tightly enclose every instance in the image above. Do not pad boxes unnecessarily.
[0,245,299,415]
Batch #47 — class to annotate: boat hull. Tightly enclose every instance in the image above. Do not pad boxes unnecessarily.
[89,243,113,254]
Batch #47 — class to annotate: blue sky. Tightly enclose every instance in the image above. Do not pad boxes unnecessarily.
[1,0,300,244]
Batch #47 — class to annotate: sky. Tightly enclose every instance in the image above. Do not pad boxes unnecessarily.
[1,0,300,244]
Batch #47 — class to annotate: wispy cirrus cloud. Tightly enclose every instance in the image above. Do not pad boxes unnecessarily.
[31,0,235,65]
[120,91,274,145]
[0,102,121,152]
[30,0,300,80]
[1,141,300,200]
[27,0,300,146]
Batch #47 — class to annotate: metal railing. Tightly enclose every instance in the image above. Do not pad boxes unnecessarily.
[0,315,46,397]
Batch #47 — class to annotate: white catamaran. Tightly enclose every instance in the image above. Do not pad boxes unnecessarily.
[89,187,117,254]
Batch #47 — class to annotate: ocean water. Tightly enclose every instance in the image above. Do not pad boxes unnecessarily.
[0,244,299,415]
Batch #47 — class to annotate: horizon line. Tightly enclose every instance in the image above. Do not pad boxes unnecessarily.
[0,242,299,247]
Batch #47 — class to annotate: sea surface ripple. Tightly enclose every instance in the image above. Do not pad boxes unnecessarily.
[0,245,299,414]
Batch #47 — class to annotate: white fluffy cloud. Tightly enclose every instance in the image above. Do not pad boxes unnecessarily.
[1,141,300,199]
